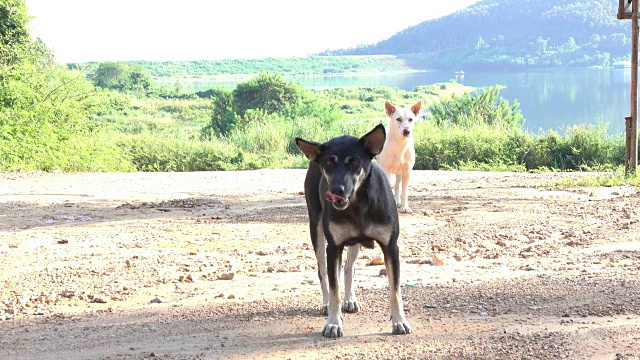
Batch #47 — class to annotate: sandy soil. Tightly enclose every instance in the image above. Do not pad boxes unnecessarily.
[1,169,639,360]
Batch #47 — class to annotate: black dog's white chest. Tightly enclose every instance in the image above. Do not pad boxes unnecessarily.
[326,220,393,248]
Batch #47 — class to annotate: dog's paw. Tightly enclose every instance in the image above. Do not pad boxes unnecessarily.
[399,206,413,214]
[392,321,412,335]
[342,299,362,313]
[322,322,344,338]
[322,304,328,316]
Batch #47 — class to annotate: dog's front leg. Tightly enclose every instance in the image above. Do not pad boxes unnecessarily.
[393,174,402,206]
[399,171,412,214]
[314,222,329,315]
[382,243,412,335]
[343,244,362,313]
[323,241,344,338]
[384,171,397,201]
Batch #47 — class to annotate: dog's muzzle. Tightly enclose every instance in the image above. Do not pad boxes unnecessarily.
[325,191,349,210]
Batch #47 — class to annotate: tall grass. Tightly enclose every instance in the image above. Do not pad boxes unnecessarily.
[414,122,527,171]
[119,135,242,171]
[413,120,623,171]
[113,115,624,173]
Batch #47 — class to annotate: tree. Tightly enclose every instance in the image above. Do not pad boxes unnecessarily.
[476,37,487,49]
[1,0,37,66]
[202,88,235,137]
[535,36,548,54]
[92,62,128,90]
[560,37,579,53]
[599,52,610,68]
[128,64,152,92]
[91,62,151,92]
[232,73,299,118]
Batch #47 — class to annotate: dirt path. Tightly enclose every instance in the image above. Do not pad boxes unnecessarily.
[1,170,639,359]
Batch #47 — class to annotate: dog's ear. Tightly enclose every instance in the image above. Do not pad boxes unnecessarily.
[411,101,422,117]
[360,124,386,157]
[384,100,396,117]
[295,138,322,161]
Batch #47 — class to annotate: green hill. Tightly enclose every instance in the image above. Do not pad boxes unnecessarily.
[321,0,630,70]
[67,55,414,79]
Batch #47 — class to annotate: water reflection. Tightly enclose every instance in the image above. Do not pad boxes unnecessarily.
[160,68,633,133]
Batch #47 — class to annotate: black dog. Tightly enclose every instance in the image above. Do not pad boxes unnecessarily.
[296,124,412,338]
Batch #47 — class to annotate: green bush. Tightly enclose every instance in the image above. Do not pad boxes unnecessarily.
[0,59,106,171]
[414,122,520,170]
[523,125,624,171]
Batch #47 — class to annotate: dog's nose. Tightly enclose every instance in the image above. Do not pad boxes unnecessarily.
[402,129,411,137]
[330,185,345,197]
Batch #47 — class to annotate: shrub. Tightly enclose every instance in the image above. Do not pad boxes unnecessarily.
[524,125,624,171]
[120,135,242,172]
[0,60,103,171]
[428,86,524,130]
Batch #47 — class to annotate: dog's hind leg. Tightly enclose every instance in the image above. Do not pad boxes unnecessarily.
[381,242,412,335]
[399,171,412,214]
[342,244,362,313]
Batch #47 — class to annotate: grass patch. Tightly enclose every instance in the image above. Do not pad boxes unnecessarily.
[548,168,640,188]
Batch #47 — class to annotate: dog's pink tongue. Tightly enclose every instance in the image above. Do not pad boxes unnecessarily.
[325,191,346,203]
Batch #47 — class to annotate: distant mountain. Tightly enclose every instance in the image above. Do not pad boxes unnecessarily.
[321,0,630,70]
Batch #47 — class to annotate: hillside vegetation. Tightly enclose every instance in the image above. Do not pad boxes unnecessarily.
[68,56,414,79]
[323,0,629,70]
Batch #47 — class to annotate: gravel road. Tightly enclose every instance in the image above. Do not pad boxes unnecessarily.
[1,170,639,359]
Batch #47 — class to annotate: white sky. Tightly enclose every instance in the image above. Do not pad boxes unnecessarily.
[25,0,480,63]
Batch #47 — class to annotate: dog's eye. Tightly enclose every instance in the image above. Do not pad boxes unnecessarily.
[396,118,402,122]
[350,158,361,166]
[325,158,335,167]
[409,118,413,122]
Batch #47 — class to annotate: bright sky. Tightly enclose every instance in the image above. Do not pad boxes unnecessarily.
[25,0,480,63]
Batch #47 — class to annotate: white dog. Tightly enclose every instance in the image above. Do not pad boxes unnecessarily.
[378,100,421,214]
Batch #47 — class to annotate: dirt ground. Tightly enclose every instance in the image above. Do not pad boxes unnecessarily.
[1,169,639,360]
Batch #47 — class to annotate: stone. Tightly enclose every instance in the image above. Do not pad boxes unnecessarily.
[92,296,108,304]
[219,272,234,280]
[175,283,184,293]
[367,256,384,266]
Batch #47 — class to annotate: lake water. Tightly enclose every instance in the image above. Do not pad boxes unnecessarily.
[167,68,634,134]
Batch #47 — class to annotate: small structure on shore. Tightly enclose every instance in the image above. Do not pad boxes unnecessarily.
[613,60,632,68]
